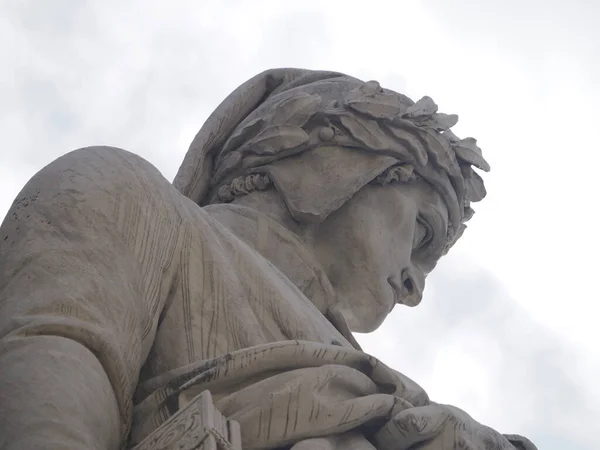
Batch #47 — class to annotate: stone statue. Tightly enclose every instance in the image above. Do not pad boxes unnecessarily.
[0,69,537,449]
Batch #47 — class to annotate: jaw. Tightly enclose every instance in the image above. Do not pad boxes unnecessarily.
[337,297,390,334]
[329,274,396,334]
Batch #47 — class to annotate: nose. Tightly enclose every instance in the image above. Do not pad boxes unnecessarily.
[389,268,423,307]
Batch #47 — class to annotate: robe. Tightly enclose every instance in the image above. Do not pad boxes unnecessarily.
[0,147,427,450]
[0,146,535,450]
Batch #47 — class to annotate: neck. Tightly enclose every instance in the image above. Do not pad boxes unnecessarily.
[204,190,363,350]
[203,190,331,313]
[231,189,308,239]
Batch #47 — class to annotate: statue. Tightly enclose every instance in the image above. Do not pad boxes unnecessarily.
[0,69,537,449]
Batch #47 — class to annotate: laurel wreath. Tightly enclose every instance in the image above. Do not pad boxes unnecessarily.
[212,80,489,226]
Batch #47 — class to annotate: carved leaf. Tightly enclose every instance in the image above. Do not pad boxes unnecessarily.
[362,80,381,94]
[463,168,487,201]
[464,205,475,221]
[404,96,438,118]
[455,137,490,172]
[221,117,265,154]
[346,80,381,103]
[442,129,461,144]
[429,113,459,131]
[340,115,390,150]
[386,120,429,166]
[271,93,322,127]
[347,92,405,120]
[249,125,309,155]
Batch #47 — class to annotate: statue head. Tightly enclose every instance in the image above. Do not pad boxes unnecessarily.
[174,69,489,332]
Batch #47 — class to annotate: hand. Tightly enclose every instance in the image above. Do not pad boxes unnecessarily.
[372,403,536,450]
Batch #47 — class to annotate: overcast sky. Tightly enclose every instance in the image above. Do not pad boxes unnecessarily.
[1,1,598,449]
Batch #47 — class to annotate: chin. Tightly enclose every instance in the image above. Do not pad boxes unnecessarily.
[341,303,390,333]
[336,284,393,333]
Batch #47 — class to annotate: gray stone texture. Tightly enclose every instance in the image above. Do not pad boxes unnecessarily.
[0,69,536,449]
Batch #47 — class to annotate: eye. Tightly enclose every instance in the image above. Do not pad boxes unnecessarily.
[413,217,433,251]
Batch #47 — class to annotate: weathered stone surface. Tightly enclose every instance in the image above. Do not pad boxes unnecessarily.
[0,69,536,449]
[131,390,241,450]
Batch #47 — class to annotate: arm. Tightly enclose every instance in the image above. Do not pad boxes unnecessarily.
[0,147,182,449]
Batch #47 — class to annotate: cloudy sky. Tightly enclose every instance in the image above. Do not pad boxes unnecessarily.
[1,1,598,448]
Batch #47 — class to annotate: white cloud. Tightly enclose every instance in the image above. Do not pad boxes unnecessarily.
[358,251,600,449]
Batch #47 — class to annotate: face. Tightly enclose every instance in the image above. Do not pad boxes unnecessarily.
[304,179,449,332]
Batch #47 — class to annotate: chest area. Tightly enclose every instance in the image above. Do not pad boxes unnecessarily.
[149,237,348,373]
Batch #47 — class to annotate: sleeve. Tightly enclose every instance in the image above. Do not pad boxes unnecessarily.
[0,147,183,449]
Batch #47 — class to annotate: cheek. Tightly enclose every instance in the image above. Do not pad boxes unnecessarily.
[314,189,417,280]
[310,189,420,332]
[351,190,417,269]
[312,217,371,284]
[317,206,383,274]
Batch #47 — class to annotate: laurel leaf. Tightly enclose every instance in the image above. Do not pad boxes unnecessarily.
[418,113,458,131]
[221,117,265,154]
[249,125,309,155]
[463,205,475,221]
[463,168,487,201]
[455,137,490,172]
[271,93,322,127]
[362,80,381,94]
[430,113,459,131]
[340,115,390,150]
[404,96,438,118]
[386,120,429,166]
[347,92,405,119]
[442,129,461,144]
[346,80,381,103]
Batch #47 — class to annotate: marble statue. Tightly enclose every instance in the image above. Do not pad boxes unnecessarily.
[0,69,537,449]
